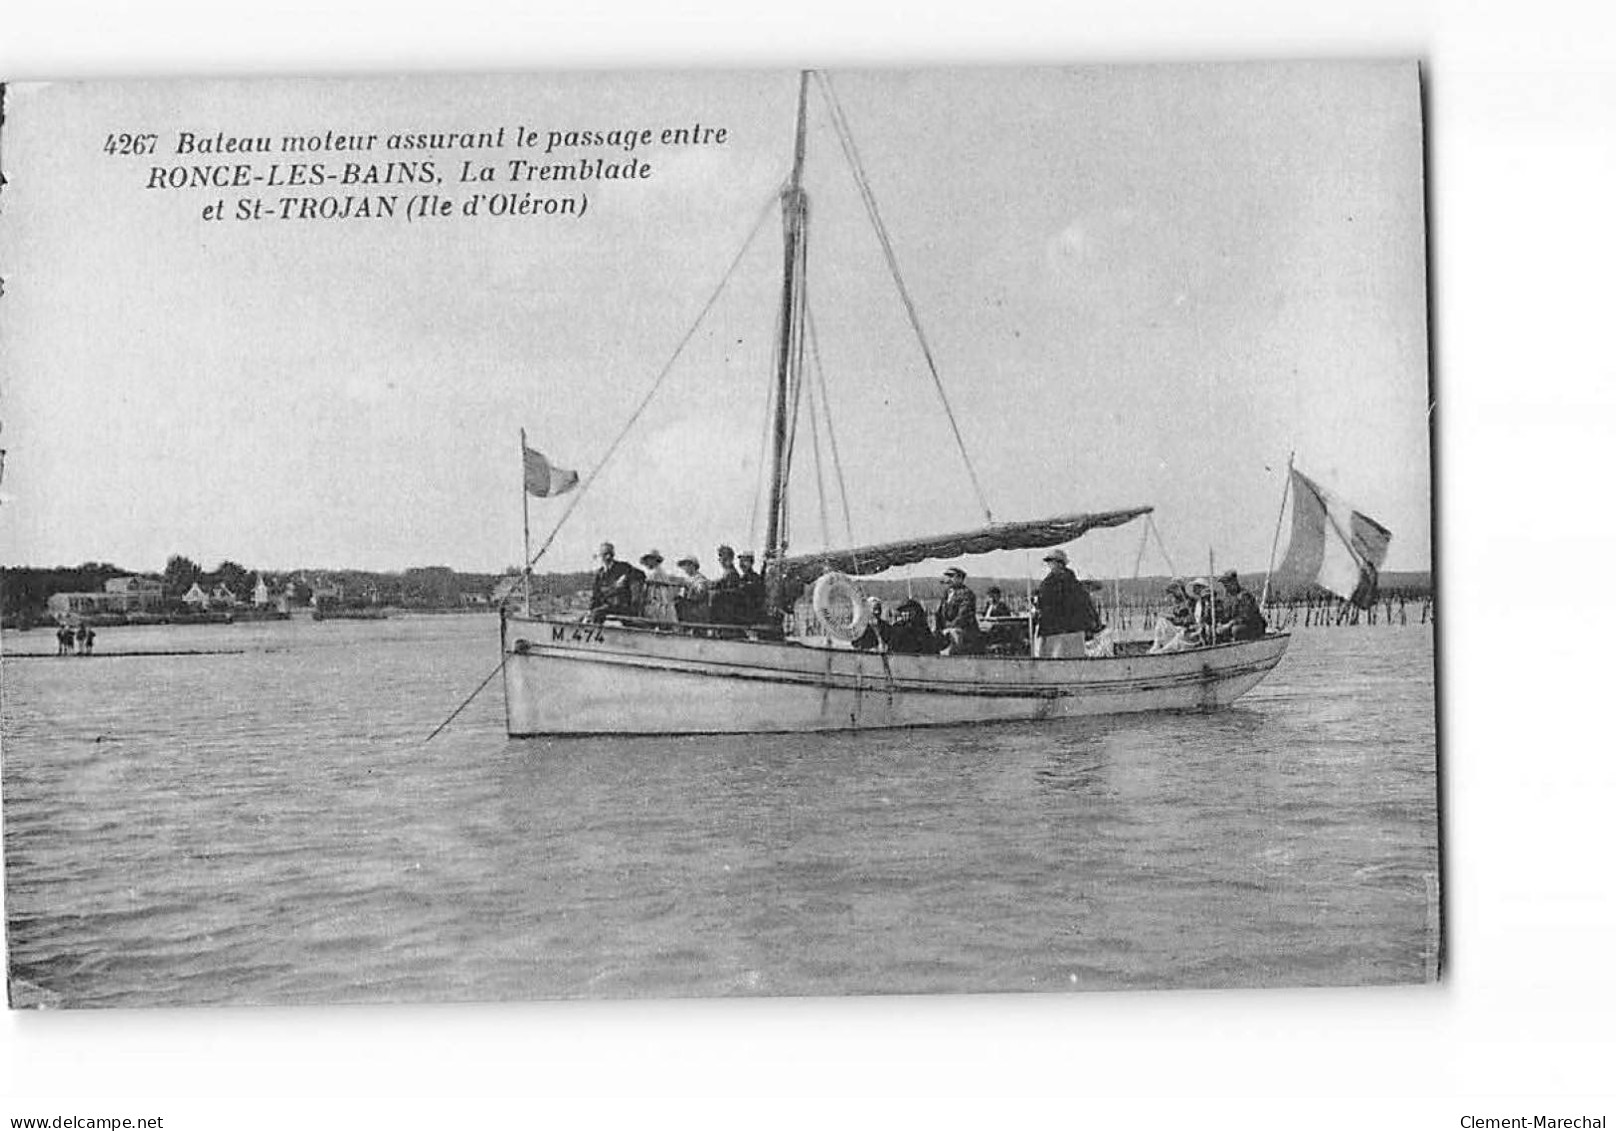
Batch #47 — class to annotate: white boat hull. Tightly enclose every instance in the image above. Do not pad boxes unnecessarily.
[501,614,1290,736]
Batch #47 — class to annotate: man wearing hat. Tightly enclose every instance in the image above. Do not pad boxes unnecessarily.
[639,549,680,624]
[1034,548,1101,658]
[1214,569,1267,642]
[735,551,765,625]
[589,541,645,623]
[935,566,982,655]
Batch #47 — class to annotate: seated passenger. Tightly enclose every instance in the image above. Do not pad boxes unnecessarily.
[981,587,1012,619]
[1186,578,1215,644]
[886,598,942,655]
[852,598,887,651]
[1214,570,1268,642]
[1149,578,1195,653]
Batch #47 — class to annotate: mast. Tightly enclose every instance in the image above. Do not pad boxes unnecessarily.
[763,70,811,615]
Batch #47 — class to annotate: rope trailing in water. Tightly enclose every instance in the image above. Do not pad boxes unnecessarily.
[425,657,506,742]
[813,72,995,526]
[526,190,780,571]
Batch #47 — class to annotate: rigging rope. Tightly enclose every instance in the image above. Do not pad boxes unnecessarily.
[1147,513,1178,577]
[814,71,995,525]
[804,363,833,550]
[526,191,778,570]
[804,301,857,553]
[748,303,786,550]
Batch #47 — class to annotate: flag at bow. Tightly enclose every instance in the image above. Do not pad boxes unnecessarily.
[1270,467,1392,608]
[523,443,579,498]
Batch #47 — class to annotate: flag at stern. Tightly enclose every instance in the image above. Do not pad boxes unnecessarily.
[523,444,579,498]
[1270,468,1392,608]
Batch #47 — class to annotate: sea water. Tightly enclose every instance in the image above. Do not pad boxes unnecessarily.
[2,614,1438,1008]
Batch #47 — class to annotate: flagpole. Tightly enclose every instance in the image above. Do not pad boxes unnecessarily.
[521,428,533,615]
[1261,450,1295,609]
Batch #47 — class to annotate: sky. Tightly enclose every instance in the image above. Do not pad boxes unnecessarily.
[0,62,1431,580]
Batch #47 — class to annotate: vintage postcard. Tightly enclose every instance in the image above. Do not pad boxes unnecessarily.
[1,62,1436,1008]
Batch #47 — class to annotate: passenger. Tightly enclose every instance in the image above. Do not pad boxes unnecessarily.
[83,626,96,656]
[74,623,88,656]
[710,544,743,625]
[981,586,1012,619]
[935,567,982,656]
[57,624,72,656]
[1149,578,1195,653]
[735,551,766,625]
[1034,549,1101,658]
[1164,578,1194,627]
[674,555,711,623]
[588,541,644,623]
[1214,570,1268,642]
[852,597,887,651]
[1186,578,1215,644]
[886,598,942,655]
[639,550,680,624]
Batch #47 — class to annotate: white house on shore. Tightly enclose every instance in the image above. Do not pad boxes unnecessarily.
[46,576,166,619]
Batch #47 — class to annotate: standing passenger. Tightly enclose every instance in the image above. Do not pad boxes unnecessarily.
[935,567,982,655]
[735,551,766,625]
[589,542,644,622]
[674,556,710,623]
[1034,549,1101,658]
[639,550,680,624]
[710,544,742,625]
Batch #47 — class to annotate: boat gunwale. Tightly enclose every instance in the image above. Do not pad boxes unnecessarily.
[504,611,1291,666]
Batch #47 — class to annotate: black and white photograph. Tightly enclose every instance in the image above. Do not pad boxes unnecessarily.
[2,60,1436,1008]
[4,4,1615,1121]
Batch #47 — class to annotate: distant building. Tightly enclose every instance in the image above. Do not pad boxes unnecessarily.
[104,576,164,613]
[210,584,241,608]
[46,591,117,618]
[47,576,166,619]
[253,575,271,606]
[182,582,209,609]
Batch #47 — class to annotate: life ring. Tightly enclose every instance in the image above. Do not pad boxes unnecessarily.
[812,572,872,642]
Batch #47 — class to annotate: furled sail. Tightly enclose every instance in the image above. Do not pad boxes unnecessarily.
[1268,468,1391,608]
[778,507,1152,595]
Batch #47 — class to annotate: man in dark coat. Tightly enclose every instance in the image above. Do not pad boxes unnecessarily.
[709,544,743,625]
[1035,549,1101,645]
[886,598,941,655]
[1214,570,1267,642]
[935,567,982,655]
[735,551,766,625]
[589,541,644,622]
